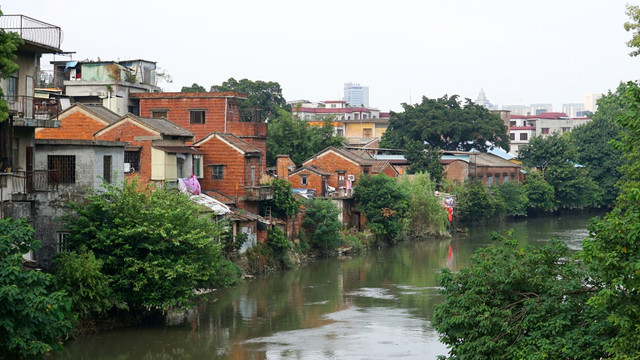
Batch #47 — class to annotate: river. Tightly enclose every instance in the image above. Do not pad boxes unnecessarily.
[55,213,598,360]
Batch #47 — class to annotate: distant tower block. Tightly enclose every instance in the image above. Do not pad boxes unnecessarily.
[343,83,369,107]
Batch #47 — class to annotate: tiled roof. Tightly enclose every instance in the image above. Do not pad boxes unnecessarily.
[290,165,331,177]
[124,114,193,137]
[152,145,202,154]
[371,161,392,174]
[193,132,262,154]
[78,104,121,124]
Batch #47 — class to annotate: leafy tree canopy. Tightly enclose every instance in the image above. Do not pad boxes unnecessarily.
[266,108,344,166]
[380,94,510,152]
[302,198,343,252]
[517,133,575,173]
[403,141,444,184]
[180,83,206,93]
[624,4,640,56]
[63,179,240,312]
[211,77,290,121]
[0,218,73,358]
[264,178,300,218]
[0,11,23,122]
[354,174,409,242]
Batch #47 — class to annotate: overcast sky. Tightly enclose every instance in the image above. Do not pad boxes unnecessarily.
[3,0,638,112]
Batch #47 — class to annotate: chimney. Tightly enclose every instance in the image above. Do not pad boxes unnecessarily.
[276,154,294,180]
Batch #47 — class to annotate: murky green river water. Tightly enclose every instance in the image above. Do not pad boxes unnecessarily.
[56,213,599,360]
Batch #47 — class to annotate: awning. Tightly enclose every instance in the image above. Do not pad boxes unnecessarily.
[64,61,78,72]
[153,145,202,155]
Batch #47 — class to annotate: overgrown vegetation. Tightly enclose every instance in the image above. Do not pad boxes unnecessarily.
[301,198,343,253]
[399,173,449,238]
[0,218,73,359]
[62,179,240,314]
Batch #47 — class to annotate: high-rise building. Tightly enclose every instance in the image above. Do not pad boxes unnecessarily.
[584,93,602,113]
[475,88,496,109]
[501,105,530,116]
[530,104,553,115]
[562,103,586,117]
[343,82,369,107]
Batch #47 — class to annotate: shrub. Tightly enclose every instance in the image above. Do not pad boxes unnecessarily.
[354,174,409,242]
[302,198,343,253]
[399,173,449,238]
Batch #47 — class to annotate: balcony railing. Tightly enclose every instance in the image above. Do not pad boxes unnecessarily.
[11,170,59,194]
[5,95,60,120]
[243,185,273,201]
[0,14,63,50]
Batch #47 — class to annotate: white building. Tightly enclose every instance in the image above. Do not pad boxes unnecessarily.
[343,82,369,107]
[508,112,591,156]
[530,103,553,115]
[562,103,586,117]
[501,105,530,115]
[584,93,602,113]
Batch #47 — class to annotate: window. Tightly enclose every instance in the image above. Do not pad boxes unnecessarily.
[520,133,528,141]
[212,165,224,180]
[57,233,70,253]
[495,173,501,183]
[363,114,368,119]
[337,171,346,187]
[151,109,168,119]
[7,76,17,102]
[510,173,516,180]
[193,156,202,178]
[487,174,493,186]
[510,120,516,126]
[300,175,308,186]
[124,150,140,173]
[336,128,344,137]
[12,137,18,168]
[48,155,75,184]
[503,173,509,182]
[542,128,550,134]
[363,128,373,138]
[190,109,206,124]
[562,127,571,133]
[510,133,515,140]
[331,104,336,108]
[103,155,112,183]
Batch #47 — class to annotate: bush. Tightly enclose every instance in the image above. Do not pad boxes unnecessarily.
[454,180,496,223]
[354,174,409,242]
[523,172,555,213]
[52,248,116,319]
[0,218,73,358]
[399,173,449,238]
[493,181,529,217]
[266,226,291,259]
[302,198,343,253]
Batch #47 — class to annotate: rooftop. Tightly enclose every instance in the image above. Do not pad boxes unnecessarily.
[0,14,63,53]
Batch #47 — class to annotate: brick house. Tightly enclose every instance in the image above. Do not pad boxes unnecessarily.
[442,152,523,186]
[192,132,272,214]
[289,166,332,197]
[301,147,398,195]
[129,92,267,167]
[35,103,121,141]
[95,114,200,186]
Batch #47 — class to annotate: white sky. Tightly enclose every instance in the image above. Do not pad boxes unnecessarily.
[3,0,638,112]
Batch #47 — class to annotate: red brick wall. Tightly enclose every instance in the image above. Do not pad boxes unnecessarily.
[443,160,469,185]
[475,166,522,186]
[36,110,107,140]
[288,170,326,195]
[276,155,295,180]
[197,136,247,200]
[95,122,156,185]
[304,152,362,189]
[379,163,398,178]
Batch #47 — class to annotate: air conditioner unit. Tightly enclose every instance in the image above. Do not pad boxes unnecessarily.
[347,174,355,182]
[124,163,132,173]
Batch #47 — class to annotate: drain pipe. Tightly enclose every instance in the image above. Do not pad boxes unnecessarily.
[224,97,228,133]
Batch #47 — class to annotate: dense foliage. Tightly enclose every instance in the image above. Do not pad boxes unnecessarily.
[266,108,344,166]
[63,179,240,312]
[354,174,409,242]
[0,12,23,122]
[380,94,510,152]
[434,235,610,359]
[624,4,640,57]
[52,248,116,320]
[403,141,444,184]
[0,218,73,358]
[263,178,300,218]
[211,77,289,121]
[522,172,555,213]
[180,83,206,93]
[301,198,343,252]
[399,173,449,238]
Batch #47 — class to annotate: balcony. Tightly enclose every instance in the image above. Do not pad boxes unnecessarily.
[243,185,273,201]
[0,170,59,202]
[0,14,63,52]
[5,95,61,124]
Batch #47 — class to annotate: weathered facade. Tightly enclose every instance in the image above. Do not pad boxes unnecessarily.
[442,152,523,186]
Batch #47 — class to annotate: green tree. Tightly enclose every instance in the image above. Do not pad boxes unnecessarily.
[493,181,529,216]
[624,4,640,57]
[63,179,239,312]
[211,77,290,121]
[180,83,206,93]
[354,174,409,242]
[454,180,497,223]
[266,108,344,166]
[518,133,574,175]
[433,234,610,360]
[581,81,640,357]
[380,95,510,152]
[523,171,555,213]
[302,198,343,252]
[570,83,626,205]
[52,248,115,320]
[264,178,300,218]
[0,12,23,122]
[398,172,449,238]
[403,140,444,185]
[0,218,73,358]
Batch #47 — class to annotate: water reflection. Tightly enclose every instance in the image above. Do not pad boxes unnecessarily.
[57,213,600,360]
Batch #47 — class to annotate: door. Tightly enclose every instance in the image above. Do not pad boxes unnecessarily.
[26,146,33,191]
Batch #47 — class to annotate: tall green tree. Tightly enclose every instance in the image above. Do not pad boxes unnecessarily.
[211,77,290,121]
[582,81,640,358]
[264,178,300,218]
[266,108,344,166]
[570,83,626,205]
[0,11,23,122]
[403,140,444,184]
[522,171,555,213]
[180,83,206,93]
[63,179,240,312]
[380,95,510,152]
[0,218,73,358]
[354,174,409,242]
[302,198,343,253]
